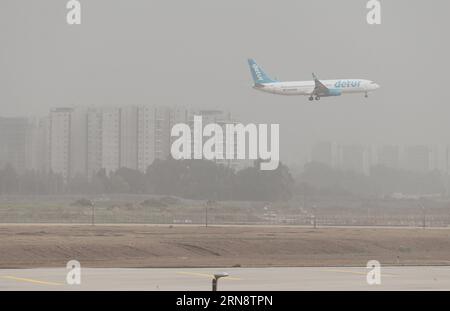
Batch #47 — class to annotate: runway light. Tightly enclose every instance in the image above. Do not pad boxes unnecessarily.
[212,272,229,291]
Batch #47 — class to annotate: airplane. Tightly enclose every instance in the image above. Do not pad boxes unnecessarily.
[248,59,380,100]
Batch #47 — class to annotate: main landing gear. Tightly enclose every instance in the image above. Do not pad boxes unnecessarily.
[365,92,369,98]
[309,95,321,101]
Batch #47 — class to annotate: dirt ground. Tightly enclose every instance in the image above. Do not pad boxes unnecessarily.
[0,224,450,268]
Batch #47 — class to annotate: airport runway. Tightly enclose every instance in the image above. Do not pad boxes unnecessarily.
[1,266,450,291]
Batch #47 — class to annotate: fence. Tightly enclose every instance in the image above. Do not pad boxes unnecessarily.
[1,205,449,227]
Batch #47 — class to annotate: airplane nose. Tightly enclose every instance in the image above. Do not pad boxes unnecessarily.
[374,83,380,89]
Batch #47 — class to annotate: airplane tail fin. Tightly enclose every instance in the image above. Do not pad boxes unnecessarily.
[247,59,276,84]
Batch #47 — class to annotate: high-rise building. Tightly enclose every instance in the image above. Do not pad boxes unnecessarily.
[49,108,72,181]
[339,144,366,174]
[186,110,251,171]
[137,105,156,173]
[378,145,400,169]
[404,145,430,173]
[48,107,89,181]
[26,117,49,173]
[120,106,138,170]
[311,142,333,168]
[86,105,176,176]
[446,146,450,174]
[100,107,121,175]
[168,106,189,155]
[0,117,29,173]
[135,105,179,172]
[87,108,102,179]
[154,106,172,161]
[5,105,249,183]
[70,107,88,178]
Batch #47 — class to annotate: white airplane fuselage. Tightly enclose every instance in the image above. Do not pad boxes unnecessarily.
[247,59,380,100]
[254,79,379,96]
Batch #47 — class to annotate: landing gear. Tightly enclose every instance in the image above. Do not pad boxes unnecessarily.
[315,96,320,101]
[309,96,314,101]
[365,92,368,98]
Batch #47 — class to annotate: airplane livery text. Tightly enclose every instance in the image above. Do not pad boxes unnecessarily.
[248,59,380,101]
[334,80,362,88]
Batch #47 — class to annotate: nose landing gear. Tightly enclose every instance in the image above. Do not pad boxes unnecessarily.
[365,92,369,98]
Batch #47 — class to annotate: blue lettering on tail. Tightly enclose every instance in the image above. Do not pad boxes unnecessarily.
[248,59,276,84]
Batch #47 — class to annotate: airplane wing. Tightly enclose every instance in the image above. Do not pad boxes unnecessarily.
[312,73,329,95]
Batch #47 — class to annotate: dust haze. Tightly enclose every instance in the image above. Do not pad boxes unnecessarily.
[1,0,449,164]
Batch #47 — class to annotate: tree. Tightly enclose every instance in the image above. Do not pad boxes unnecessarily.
[115,167,146,194]
[0,164,18,194]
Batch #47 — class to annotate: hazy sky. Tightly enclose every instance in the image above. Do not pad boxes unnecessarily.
[1,0,449,164]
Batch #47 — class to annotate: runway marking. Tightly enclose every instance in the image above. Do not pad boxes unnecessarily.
[320,269,396,277]
[3,276,63,286]
[177,271,242,280]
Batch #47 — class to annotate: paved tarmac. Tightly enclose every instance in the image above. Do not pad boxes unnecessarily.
[1,266,450,291]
